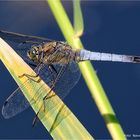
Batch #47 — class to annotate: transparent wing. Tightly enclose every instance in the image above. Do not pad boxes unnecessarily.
[2,62,81,119]
[39,62,81,99]
[0,30,66,65]
[0,30,53,65]
[0,30,54,43]
[2,89,30,119]
[2,64,51,119]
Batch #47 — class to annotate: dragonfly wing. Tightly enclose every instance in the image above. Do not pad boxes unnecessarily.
[2,62,80,119]
[0,30,55,64]
[0,30,81,118]
[1,64,54,119]
[33,62,81,126]
[39,62,81,100]
[13,42,38,65]
[2,88,30,119]
[54,62,81,99]
[0,30,53,43]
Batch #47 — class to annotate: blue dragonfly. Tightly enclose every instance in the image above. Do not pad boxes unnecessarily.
[0,30,140,125]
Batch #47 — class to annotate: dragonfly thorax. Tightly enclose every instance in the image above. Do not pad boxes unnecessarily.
[41,42,79,65]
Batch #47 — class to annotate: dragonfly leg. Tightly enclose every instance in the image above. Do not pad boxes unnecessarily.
[49,65,58,75]
[18,63,44,82]
[19,73,38,78]
[48,65,58,85]
[42,65,66,111]
[32,93,56,127]
[32,65,67,127]
[32,110,40,127]
[43,88,56,112]
[18,73,41,83]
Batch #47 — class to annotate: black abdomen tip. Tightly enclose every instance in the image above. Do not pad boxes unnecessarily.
[134,56,140,63]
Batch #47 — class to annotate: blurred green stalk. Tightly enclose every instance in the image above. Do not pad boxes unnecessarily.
[47,0,126,139]
[73,0,84,37]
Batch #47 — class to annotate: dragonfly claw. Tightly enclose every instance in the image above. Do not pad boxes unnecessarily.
[36,78,41,83]
[18,74,25,78]
[18,73,41,83]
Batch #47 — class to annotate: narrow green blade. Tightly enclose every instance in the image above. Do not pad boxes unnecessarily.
[73,0,84,38]
[0,38,93,140]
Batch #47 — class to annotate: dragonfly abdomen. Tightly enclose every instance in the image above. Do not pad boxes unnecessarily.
[78,49,140,63]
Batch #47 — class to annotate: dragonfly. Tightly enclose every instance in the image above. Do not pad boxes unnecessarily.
[1,30,140,123]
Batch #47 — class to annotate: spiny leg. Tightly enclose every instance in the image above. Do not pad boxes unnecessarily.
[32,66,66,127]
[18,71,41,83]
[49,65,58,75]
[32,115,39,127]
[32,93,56,127]
[18,63,43,82]
[31,65,57,113]
[33,64,58,109]
[19,74,41,83]
[48,65,58,85]
[43,66,66,112]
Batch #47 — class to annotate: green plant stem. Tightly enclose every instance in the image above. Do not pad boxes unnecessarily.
[73,0,84,37]
[47,0,126,139]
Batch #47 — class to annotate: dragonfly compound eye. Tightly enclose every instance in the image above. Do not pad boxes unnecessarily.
[27,47,39,62]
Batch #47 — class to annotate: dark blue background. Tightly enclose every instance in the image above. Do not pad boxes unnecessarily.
[0,1,140,139]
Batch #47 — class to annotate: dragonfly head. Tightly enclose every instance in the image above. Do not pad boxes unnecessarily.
[27,46,39,63]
